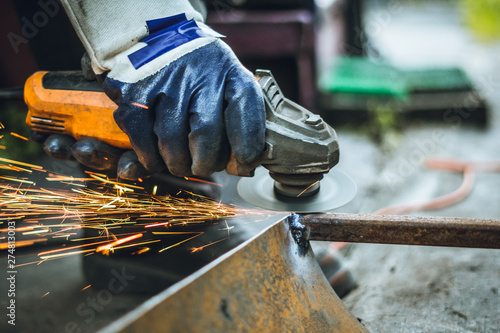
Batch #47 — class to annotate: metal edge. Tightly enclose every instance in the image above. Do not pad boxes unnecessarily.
[98,215,290,333]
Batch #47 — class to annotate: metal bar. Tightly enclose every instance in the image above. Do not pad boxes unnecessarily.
[302,213,500,249]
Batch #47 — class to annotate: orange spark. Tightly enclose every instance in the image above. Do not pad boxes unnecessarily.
[110,239,160,251]
[184,177,222,186]
[22,229,49,235]
[81,285,92,291]
[145,222,170,228]
[0,176,34,184]
[131,102,149,109]
[131,247,150,255]
[10,132,29,141]
[190,237,228,253]
[0,226,34,233]
[0,157,43,169]
[152,231,203,235]
[159,233,203,253]
[70,232,139,242]
[42,292,50,298]
[297,180,320,198]
[45,176,91,182]
[38,239,112,256]
[84,171,107,178]
[0,239,47,250]
[38,249,95,261]
[96,233,143,253]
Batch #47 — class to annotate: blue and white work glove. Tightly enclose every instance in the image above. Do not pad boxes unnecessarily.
[50,0,266,179]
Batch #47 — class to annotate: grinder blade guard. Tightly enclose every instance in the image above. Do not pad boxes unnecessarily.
[236,70,356,212]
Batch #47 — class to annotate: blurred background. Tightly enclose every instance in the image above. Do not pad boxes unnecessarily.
[1,0,499,160]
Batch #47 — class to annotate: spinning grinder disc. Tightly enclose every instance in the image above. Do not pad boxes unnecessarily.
[238,167,357,213]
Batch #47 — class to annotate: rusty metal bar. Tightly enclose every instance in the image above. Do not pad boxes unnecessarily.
[302,213,500,249]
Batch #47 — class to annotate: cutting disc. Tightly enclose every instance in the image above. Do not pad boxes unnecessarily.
[238,167,357,213]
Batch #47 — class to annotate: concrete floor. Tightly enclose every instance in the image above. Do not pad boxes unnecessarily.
[335,2,500,332]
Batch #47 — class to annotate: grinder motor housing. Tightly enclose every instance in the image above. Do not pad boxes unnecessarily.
[241,70,340,197]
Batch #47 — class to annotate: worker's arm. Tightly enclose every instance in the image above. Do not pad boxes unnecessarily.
[42,0,265,179]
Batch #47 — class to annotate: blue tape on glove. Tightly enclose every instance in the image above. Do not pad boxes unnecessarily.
[128,14,223,69]
[146,14,187,34]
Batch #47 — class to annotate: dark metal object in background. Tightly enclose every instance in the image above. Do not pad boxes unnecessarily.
[303,213,500,249]
[206,8,316,110]
[344,0,366,56]
[0,87,23,100]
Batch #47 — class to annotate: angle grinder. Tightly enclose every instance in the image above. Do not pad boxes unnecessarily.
[233,70,356,212]
[23,69,356,212]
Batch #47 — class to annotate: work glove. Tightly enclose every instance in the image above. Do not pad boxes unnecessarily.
[38,4,266,180]
[34,132,140,177]
[38,43,266,180]
[103,37,266,178]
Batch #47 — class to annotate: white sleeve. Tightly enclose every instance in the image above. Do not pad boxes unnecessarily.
[61,0,206,74]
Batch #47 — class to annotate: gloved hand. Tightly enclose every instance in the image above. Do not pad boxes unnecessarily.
[36,132,222,198]
[38,39,266,179]
[37,9,266,179]
[30,53,148,179]
[32,132,148,179]
[103,37,266,178]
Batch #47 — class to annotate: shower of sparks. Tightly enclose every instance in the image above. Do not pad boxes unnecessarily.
[0,155,267,267]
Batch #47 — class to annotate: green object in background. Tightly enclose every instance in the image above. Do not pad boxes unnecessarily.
[319,57,407,99]
[319,57,473,100]
[404,67,472,93]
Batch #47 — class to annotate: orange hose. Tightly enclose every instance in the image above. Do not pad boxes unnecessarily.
[374,159,500,215]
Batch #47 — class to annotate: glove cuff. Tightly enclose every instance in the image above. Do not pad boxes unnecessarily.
[107,19,222,84]
[128,14,224,70]
[61,0,206,74]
